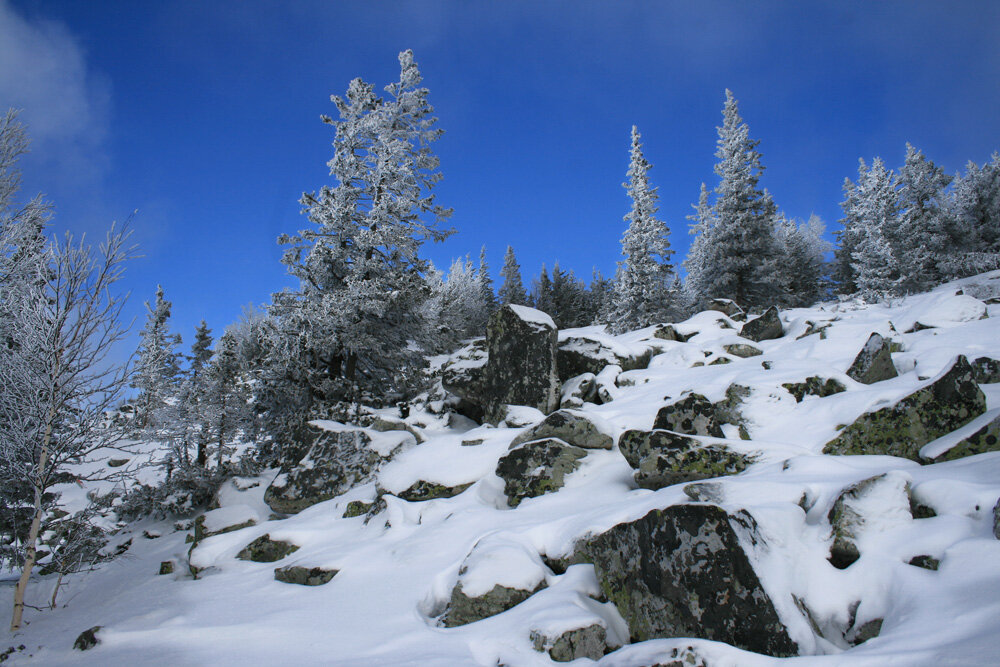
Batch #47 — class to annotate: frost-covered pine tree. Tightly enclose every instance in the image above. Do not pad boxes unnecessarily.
[132,285,182,430]
[683,182,716,309]
[477,245,496,320]
[185,321,214,467]
[549,262,589,329]
[847,157,902,298]
[531,264,553,315]
[893,144,953,292]
[498,245,527,306]
[833,169,864,295]
[440,256,489,341]
[606,126,675,333]
[774,213,830,307]
[588,268,614,325]
[274,50,452,413]
[687,90,783,309]
[945,152,1000,278]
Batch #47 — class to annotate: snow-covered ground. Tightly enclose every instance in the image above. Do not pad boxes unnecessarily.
[5,273,1000,666]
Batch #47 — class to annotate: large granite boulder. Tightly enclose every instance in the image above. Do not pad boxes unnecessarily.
[483,305,560,424]
[652,393,725,437]
[530,624,610,662]
[264,428,380,514]
[708,298,745,318]
[846,333,898,384]
[440,339,489,407]
[827,472,912,569]
[509,409,614,450]
[618,429,757,490]
[582,504,798,657]
[739,306,783,342]
[823,356,986,461]
[495,438,588,507]
[557,336,651,381]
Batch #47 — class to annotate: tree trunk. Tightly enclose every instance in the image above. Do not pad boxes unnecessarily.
[10,419,52,631]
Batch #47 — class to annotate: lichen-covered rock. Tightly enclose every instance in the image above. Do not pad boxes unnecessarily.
[652,393,725,437]
[846,333,898,384]
[782,377,847,403]
[531,624,610,662]
[274,565,338,586]
[722,343,762,358]
[483,305,560,424]
[73,626,102,651]
[495,438,588,507]
[158,560,175,575]
[237,534,300,562]
[556,336,651,381]
[827,472,912,569]
[560,372,597,408]
[583,504,798,657]
[972,356,1000,384]
[924,409,1000,462]
[443,582,544,627]
[264,428,380,514]
[618,429,756,490]
[509,409,614,450]
[396,480,472,502]
[342,500,373,518]
[823,356,986,460]
[739,306,783,342]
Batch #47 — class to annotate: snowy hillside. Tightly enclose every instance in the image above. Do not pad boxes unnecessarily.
[5,273,1000,666]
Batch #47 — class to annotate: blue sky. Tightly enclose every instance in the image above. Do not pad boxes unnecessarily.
[2,1,999,350]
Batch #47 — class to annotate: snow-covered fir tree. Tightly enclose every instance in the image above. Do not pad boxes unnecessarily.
[846,157,902,298]
[498,245,528,306]
[531,264,553,315]
[273,49,452,418]
[606,126,676,333]
[588,268,614,325]
[895,144,953,293]
[683,182,715,309]
[686,90,783,309]
[945,152,1000,278]
[132,285,182,430]
[477,245,496,320]
[439,256,489,342]
[832,169,863,296]
[773,213,830,307]
[549,262,589,329]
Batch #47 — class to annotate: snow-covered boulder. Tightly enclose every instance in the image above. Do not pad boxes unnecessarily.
[483,305,560,424]
[530,624,608,662]
[617,429,757,490]
[781,376,846,403]
[495,438,588,507]
[708,297,744,318]
[823,355,986,461]
[440,339,489,417]
[739,306,783,342]
[443,538,549,627]
[509,409,614,451]
[264,426,381,514]
[560,372,597,408]
[236,534,299,562]
[652,393,725,437]
[846,332,898,384]
[273,565,338,586]
[582,504,799,657]
[192,505,259,543]
[920,408,1000,462]
[396,480,473,502]
[972,356,1000,384]
[827,472,913,569]
[556,335,651,381]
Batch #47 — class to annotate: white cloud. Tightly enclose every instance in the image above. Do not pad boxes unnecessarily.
[0,0,110,186]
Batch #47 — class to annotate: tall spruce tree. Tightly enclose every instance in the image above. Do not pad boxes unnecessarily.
[686,90,782,308]
[133,285,182,430]
[945,152,1000,278]
[774,214,830,307]
[847,157,902,298]
[607,126,675,333]
[273,50,452,414]
[499,245,527,306]
[895,144,953,292]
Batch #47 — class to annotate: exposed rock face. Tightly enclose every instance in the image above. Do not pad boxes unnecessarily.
[73,626,102,651]
[972,356,1000,384]
[823,356,987,460]
[509,409,614,450]
[264,428,380,514]
[192,507,258,543]
[653,393,725,437]
[708,298,744,318]
[723,343,762,358]
[440,339,489,409]
[560,373,597,409]
[652,324,686,342]
[483,305,560,424]
[827,472,912,569]
[925,409,1000,462]
[396,480,472,502]
[846,333,898,384]
[739,306,783,342]
[583,505,798,657]
[237,534,300,563]
[782,377,847,403]
[444,582,544,627]
[618,429,756,490]
[342,500,373,518]
[531,624,610,662]
[557,336,650,381]
[159,560,175,575]
[273,565,338,586]
[495,438,588,507]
